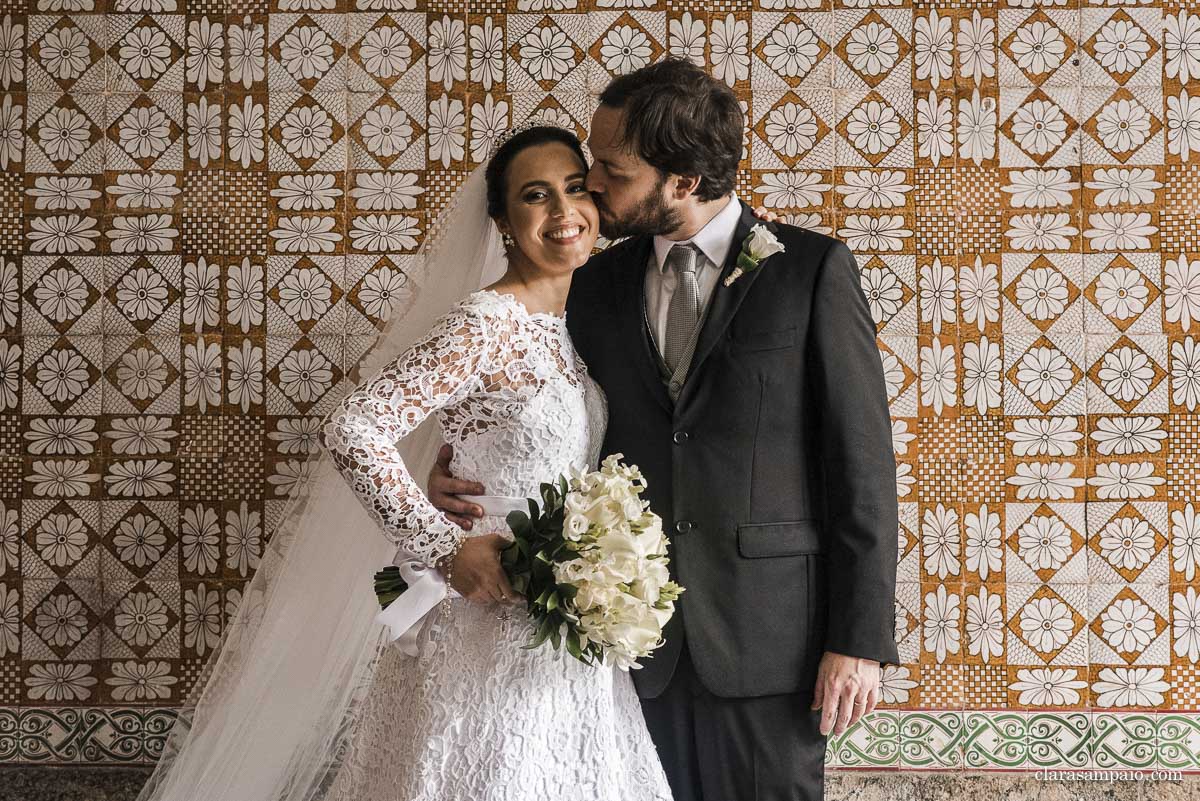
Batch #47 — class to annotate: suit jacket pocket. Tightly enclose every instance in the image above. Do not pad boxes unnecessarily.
[728,325,796,353]
[737,519,822,557]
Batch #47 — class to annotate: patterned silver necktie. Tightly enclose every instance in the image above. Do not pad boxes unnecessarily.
[663,243,702,375]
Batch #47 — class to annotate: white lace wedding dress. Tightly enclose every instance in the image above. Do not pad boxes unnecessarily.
[318,289,674,801]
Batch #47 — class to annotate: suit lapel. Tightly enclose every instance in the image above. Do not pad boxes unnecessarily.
[678,202,769,406]
[614,236,673,414]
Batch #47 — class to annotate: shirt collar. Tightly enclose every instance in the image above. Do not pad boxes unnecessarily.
[652,194,743,274]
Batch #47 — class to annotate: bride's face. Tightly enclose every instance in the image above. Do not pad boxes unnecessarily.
[498,142,599,276]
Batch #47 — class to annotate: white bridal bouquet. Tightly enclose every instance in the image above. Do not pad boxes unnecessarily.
[375,454,683,670]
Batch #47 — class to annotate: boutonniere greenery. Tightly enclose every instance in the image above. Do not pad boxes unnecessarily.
[724,224,786,287]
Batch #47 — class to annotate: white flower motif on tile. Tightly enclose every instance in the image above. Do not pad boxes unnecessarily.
[1087,461,1164,500]
[599,25,653,76]
[351,172,423,212]
[919,257,956,335]
[1084,167,1159,207]
[278,24,335,84]
[1173,587,1200,663]
[1091,16,1151,77]
[359,104,413,159]
[964,503,1002,580]
[966,585,1004,663]
[923,583,960,664]
[957,90,996,166]
[107,660,177,701]
[1010,20,1068,77]
[914,9,953,87]
[26,663,95,702]
[428,94,465,168]
[1093,666,1169,707]
[1015,346,1076,406]
[960,257,1001,333]
[1098,595,1157,654]
[35,513,89,568]
[469,95,508,164]
[360,25,412,83]
[1171,338,1200,412]
[34,592,88,648]
[517,25,577,84]
[1092,99,1154,157]
[1164,10,1200,84]
[1006,461,1084,501]
[1007,416,1081,457]
[963,337,1002,415]
[668,12,704,65]
[1017,514,1073,572]
[1090,416,1164,456]
[1005,213,1078,251]
[919,336,956,415]
[915,91,953,167]
[1171,503,1200,582]
[1010,98,1070,158]
[710,14,749,86]
[1165,89,1200,160]
[1001,168,1076,208]
[112,512,167,569]
[1095,346,1156,404]
[469,19,502,90]
[763,101,820,159]
[922,503,960,580]
[762,20,822,81]
[1019,595,1074,655]
[845,99,903,156]
[427,15,466,91]
[845,20,901,78]
[1011,667,1087,706]
[1164,252,1200,331]
[860,264,905,326]
[957,11,995,84]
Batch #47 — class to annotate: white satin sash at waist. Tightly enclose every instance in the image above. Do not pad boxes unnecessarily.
[375,495,528,655]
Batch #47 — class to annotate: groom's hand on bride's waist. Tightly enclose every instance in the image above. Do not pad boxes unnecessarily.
[429,444,487,531]
[811,651,882,737]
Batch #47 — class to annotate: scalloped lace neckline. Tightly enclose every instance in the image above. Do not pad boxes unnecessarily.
[475,289,567,325]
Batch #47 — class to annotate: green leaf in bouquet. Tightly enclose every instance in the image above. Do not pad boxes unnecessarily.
[546,592,559,612]
[559,475,569,499]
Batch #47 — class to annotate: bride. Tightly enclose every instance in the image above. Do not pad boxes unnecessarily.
[133,122,674,801]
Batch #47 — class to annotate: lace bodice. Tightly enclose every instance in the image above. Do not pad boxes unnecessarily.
[320,289,608,568]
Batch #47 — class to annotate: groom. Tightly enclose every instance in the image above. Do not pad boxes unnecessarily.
[430,58,899,801]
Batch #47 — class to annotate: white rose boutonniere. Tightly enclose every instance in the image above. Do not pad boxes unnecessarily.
[723,224,786,287]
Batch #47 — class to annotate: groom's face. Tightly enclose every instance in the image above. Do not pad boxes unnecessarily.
[585,105,683,240]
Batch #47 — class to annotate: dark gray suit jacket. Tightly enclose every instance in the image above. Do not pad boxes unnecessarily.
[565,202,900,700]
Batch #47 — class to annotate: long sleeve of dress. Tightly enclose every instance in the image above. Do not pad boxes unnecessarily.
[319,305,493,569]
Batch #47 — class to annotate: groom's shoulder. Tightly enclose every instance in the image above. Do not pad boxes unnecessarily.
[572,236,644,290]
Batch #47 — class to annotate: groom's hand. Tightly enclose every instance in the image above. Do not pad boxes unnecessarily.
[752,205,781,223]
[428,444,487,531]
[811,651,881,736]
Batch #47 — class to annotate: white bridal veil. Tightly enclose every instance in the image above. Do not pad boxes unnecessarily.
[134,160,511,800]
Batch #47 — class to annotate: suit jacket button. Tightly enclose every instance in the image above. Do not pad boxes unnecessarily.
[673,431,689,444]
[675,521,693,535]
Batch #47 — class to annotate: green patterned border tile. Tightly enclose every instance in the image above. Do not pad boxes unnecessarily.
[962,711,1029,769]
[1091,712,1158,771]
[5,707,1200,773]
[1026,711,1093,770]
[826,711,900,768]
[1156,714,1200,772]
[897,711,964,769]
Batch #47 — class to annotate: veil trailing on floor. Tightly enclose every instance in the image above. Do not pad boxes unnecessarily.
[133,160,511,800]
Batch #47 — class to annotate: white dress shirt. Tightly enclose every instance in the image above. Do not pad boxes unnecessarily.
[644,193,743,357]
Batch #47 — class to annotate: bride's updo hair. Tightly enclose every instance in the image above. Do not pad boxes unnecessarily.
[485,125,588,219]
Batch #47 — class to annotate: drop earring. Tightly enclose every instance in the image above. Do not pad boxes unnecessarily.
[501,232,515,250]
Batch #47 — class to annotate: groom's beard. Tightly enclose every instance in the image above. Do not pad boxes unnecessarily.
[595,177,683,240]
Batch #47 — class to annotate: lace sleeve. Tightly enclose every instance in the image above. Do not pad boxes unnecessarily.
[319,305,493,568]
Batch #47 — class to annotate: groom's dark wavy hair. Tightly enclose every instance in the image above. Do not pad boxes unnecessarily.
[486,126,588,219]
[598,58,743,203]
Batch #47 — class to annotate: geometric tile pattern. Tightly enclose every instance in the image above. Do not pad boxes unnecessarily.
[0,0,1198,775]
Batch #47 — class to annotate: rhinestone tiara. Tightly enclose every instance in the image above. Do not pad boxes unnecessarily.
[486,119,575,163]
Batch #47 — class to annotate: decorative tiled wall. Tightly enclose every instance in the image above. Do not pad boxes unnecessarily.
[0,0,1198,777]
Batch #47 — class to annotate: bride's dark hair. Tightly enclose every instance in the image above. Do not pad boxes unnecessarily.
[485,125,588,219]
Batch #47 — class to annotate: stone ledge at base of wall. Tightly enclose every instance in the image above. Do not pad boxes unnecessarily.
[0,767,1196,801]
